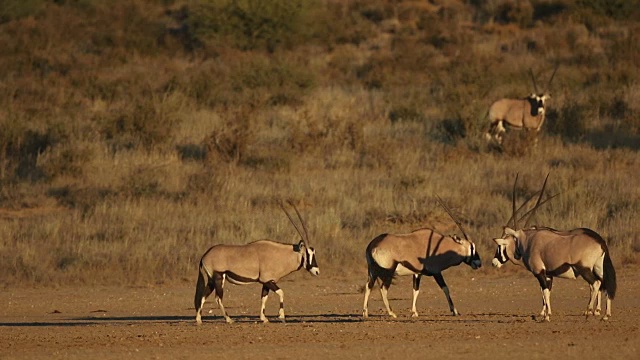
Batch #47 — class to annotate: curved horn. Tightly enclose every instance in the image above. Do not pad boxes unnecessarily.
[279,201,309,247]
[546,65,558,90]
[435,194,469,241]
[523,173,551,228]
[529,68,539,94]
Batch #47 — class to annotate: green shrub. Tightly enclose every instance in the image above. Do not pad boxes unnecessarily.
[548,101,589,142]
[496,0,534,28]
[0,0,46,23]
[186,0,313,51]
[0,118,70,183]
[576,0,640,20]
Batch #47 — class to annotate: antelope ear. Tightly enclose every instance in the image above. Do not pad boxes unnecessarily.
[493,237,509,246]
[504,227,518,237]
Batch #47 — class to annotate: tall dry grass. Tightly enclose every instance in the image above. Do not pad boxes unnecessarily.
[0,0,639,286]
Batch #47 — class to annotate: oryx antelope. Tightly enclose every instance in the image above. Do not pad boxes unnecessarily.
[194,201,319,324]
[485,67,557,144]
[492,174,617,321]
[362,196,482,319]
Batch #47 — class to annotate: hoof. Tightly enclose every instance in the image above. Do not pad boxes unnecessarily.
[411,312,419,318]
[534,315,550,322]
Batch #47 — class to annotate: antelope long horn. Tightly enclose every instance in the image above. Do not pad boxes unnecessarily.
[508,189,549,227]
[506,173,519,229]
[523,173,551,228]
[435,194,469,241]
[529,68,539,94]
[288,200,310,246]
[547,65,558,90]
[279,201,308,247]
[518,192,560,225]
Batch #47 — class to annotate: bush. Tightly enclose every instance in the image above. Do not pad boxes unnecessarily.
[0,0,46,24]
[203,108,253,165]
[100,93,184,151]
[576,0,640,20]
[548,101,589,142]
[389,106,425,123]
[0,118,69,183]
[186,0,313,51]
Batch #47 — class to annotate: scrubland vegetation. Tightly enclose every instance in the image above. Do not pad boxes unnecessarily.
[0,0,638,286]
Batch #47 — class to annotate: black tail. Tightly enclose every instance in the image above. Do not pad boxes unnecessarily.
[602,250,617,300]
[194,260,208,311]
[583,228,617,300]
[365,234,396,282]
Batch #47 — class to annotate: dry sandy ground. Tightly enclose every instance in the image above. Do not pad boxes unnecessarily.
[1,266,638,360]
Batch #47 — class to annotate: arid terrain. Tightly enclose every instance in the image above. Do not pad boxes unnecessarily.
[1,2,639,359]
[1,266,638,359]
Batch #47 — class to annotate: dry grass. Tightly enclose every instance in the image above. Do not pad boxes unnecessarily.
[0,0,639,286]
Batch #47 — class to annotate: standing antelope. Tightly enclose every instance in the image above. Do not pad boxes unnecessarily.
[485,67,557,144]
[194,201,319,324]
[362,196,482,319]
[492,174,617,321]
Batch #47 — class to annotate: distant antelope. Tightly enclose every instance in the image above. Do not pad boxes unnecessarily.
[194,201,319,324]
[362,196,482,319]
[491,174,617,321]
[485,67,557,144]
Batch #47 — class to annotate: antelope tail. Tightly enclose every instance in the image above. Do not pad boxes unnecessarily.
[194,259,210,311]
[365,235,395,281]
[602,250,617,300]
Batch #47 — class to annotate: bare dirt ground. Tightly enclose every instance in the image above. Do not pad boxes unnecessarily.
[1,266,638,360]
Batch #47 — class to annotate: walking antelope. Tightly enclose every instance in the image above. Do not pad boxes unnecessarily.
[362,196,482,319]
[485,67,557,144]
[194,201,319,324]
[492,174,617,321]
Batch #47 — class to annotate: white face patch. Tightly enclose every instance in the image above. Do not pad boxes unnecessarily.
[492,244,508,267]
[306,249,319,276]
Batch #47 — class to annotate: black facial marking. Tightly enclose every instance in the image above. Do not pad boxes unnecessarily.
[493,245,508,264]
[306,248,318,270]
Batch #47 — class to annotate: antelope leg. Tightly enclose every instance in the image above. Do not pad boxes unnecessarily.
[434,273,459,316]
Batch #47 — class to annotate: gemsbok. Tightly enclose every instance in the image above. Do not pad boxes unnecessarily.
[362,196,482,319]
[194,201,319,324]
[485,67,557,144]
[492,174,617,321]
